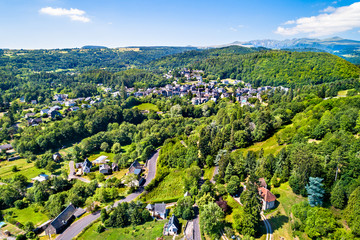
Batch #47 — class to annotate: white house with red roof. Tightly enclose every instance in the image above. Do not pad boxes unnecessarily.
[258,187,276,210]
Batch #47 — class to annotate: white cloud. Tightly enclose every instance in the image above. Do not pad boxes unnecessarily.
[284,20,295,25]
[275,2,360,37]
[229,27,238,32]
[39,7,90,23]
[321,6,336,12]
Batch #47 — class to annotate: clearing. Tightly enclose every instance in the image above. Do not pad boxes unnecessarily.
[133,103,159,112]
[143,170,185,203]
[0,158,50,180]
[5,204,49,226]
[76,220,164,240]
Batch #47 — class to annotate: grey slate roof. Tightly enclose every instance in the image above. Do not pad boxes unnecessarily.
[50,203,76,230]
[83,159,92,169]
[154,203,166,214]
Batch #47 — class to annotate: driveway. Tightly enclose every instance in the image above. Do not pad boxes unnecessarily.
[56,149,160,240]
[68,161,90,183]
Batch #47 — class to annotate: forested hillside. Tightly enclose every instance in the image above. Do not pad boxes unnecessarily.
[191,51,360,86]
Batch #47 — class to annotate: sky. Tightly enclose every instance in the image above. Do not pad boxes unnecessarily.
[1,0,360,49]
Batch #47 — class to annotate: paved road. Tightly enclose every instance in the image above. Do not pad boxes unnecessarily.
[261,211,272,240]
[68,161,90,183]
[144,150,159,186]
[193,206,201,240]
[56,149,160,240]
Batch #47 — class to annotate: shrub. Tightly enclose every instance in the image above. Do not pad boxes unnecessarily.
[96,224,105,233]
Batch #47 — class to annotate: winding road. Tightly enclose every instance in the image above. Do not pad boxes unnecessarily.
[56,149,160,240]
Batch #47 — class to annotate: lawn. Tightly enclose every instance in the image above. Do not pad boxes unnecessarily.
[144,170,185,203]
[88,151,116,162]
[133,103,159,112]
[76,220,164,240]
[0,158,50,180]
[5,204,49,226]
[257,182,307,240]
[203,167,214,181]
[108,169,127,180]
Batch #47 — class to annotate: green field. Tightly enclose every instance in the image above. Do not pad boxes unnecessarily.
[144,170,185,203]
[0,158,50,180]
[133,103,159,112]
[76,220,164,240]
[5,204,49,226]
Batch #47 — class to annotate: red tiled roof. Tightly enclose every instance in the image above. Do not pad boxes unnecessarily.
[259,187,276,202]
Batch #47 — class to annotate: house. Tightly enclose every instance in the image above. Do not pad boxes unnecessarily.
[53,153,62,162]
[45,203,76,235]
[258,187,276,211]
[28,118,42,126]
[99,164,111,174]
[164,215,180,236]
[25,112,35,118]
[70,107,80,112]
[259,178,267,189]
[184,191,191,197]
[49,110,62,119]
[40,109,49,115]
[82,159,92,174]
[128,160,142,175]
[65,101,76,107]
[31,100,37,105]
[31,174,49,182]
[0,143,12,151]
[146,203,167,219]
[133,168,142,178]
[112,163,119,172]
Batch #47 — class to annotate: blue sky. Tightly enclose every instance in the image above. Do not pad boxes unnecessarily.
[0,0,360,49]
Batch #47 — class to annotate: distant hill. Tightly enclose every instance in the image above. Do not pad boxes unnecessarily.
[81,45,108,49]
[148,45,263,69]
[220,37,360,64]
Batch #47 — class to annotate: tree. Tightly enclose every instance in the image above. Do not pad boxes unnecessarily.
[100,142,110,153]
[226,175,240,196]
[111,142,121,154]
[224,163,234,183]
[174,196,194,220]
[345,186,360,236]
[305,177,325,207]
[237,183,262,236]
[331,181,346,209]
[11,165,18,172]
[200,202,224,238]
[304,207,337,239]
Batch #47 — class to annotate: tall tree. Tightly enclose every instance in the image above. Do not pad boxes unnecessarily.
[305,177,325,207]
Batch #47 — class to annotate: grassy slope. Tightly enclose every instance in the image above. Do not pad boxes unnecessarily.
[133,103,159,112]
[144,170,185,203]
[76,220,164,240]
[0,158,50,180]
[6,205,49,226]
